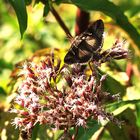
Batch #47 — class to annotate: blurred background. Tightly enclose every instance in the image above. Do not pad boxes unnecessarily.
[0,0,140,139]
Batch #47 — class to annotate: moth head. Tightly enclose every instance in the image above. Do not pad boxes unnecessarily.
[64,50,76,64]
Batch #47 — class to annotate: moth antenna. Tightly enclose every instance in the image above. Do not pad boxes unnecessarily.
[66,34,74,42]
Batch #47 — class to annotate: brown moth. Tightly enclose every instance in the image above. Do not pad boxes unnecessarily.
[64,19,104,64]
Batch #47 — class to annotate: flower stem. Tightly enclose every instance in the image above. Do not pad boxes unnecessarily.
[50,6,73,40]
[72,126,79,140]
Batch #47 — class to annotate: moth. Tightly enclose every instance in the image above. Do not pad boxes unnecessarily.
[64,19,104,64]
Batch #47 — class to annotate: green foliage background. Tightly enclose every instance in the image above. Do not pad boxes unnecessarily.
[0,0,140,139]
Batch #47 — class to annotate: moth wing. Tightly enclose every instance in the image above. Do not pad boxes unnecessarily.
[64,19,104,64]
[64,40,92,64]
[85,19,104,51]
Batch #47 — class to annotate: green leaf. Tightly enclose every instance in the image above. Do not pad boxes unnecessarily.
[9,0,27,38]
[106,123,127,140]
[103,75,126,97]
[55,0,63,5]
[69,0,140,49]
[69,120,101,140]
[32,123,39,140]
[25,0,32,5]
[136,102,140,127]
[106,108,139,140]
[0,87,7,96]
[126,5,140,17]
[106,99,140,112]
[99,70,126,96]
[34,0,40,5]
[43,3,50,17]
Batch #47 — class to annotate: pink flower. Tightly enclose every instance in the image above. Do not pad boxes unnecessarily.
[10,50,125,132]
[76,118,87,127]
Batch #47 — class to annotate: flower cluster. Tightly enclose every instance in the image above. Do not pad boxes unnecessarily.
[10,39,128,136]
[100,40,129,63]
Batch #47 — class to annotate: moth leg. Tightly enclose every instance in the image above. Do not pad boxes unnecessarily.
[88,61,94,72]
[88,61,98,77]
